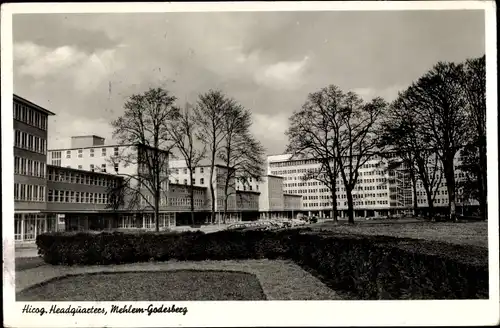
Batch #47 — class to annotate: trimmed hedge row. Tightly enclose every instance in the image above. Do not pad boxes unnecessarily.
[36,228,488,299]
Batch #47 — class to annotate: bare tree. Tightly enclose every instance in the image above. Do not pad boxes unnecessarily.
[285,86,341,223]
[459,55,486,218]
[110,87,177,231]
[381,90,443,217]
[218,104,265,223]
[194,90,233,224]
[168,103,207,225]
[406,62,469,221]
[334,92,387,224]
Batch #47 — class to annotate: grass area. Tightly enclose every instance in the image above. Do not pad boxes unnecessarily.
[310,220,488,248]
[17,269,267,301]
[15,257,45,271]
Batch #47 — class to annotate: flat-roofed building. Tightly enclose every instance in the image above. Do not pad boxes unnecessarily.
[13,94,55,243]
[267,152,479,219]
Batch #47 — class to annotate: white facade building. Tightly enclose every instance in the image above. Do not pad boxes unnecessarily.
[267,152,477,219]
[48,136,138,177]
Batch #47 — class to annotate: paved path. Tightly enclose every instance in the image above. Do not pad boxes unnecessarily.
[15,246,38,258]
[15,259,341,300]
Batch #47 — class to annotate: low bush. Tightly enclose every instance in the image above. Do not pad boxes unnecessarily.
[36,228,488,299]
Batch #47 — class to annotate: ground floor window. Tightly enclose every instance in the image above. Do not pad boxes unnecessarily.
[15,213,52,242]
[143,213,175,230]
[144,214,155,230]
[119,215,136,228]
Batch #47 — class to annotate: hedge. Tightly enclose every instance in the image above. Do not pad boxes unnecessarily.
[36,228,488,299]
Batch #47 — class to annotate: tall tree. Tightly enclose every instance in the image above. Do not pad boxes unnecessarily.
[194,90,232,224]
[285,86,341,223]
[218,104,265,223]
[407,62,469,221]
[459,55,487,218]
[167,103,207,226]
[381,90,443,217]
[110,87,177,231]
[334,92,386,224]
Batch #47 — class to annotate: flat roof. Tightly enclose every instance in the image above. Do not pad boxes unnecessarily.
[14,94,56,116]
[48,143,135,151]
[71,135,105,139]
[47,164,124,179]
[169,183,207,190]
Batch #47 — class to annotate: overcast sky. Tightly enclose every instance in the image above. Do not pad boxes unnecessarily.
[13,10,485,154]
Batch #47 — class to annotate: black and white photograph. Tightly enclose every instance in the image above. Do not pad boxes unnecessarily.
[2,1,498,327]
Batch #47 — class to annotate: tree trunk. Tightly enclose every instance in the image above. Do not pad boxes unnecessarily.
[209,165,216,224]
[422,183,434,218]
[223,173,230,224]
[154,194,160,232]
[189,168,195,226]
[410,168,418,216]
[346,186,355,224]
[443,158,457,222]
[478,141,487,219]
[330,186,338,223]
[223,196,228,224]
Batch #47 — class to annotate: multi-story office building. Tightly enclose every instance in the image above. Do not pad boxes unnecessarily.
[48,135,137,176]
[170,160,304,221]
[13,95,55,244]
[267,153,478,219]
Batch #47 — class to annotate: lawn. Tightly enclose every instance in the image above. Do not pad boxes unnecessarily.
[17,269,267,301]
[310,220,488,248]
[15,257,45,271]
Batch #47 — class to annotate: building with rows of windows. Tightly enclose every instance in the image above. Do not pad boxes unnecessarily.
[13,95,303,244]
[169,160,304,222]
[267,153,479,219]
[13,95,55,243]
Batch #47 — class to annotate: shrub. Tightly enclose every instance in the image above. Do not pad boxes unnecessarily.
[36,228,488,299]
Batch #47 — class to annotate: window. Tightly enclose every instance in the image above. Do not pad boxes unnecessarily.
[78,165,82,170]
[101,164,107,172]
[114,163,119,172]
[175,179,179,184]
[114,147,119,156]
[183,168,187,174]
[200,167,204,174]
[78,149,83,158]
[192,179,196,185]
[200,178,204,185]
[102,148,107,156]
[90,164,95,172]
[66,150,71,158]
[184,179,187,185]
[28,135,34,150]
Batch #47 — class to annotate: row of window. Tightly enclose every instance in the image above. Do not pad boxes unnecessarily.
[303,200,390,208]
[47,190,110,204]
[236,184,258,191]
[171,167,206,175]
[118,213,175,229]
[169,198,205,207]
[47,168,119,187]
[14,102,48,131]
[14,157,46,178]
[14,130,47,154]
[50,147,120,160]
[169,178,205,185]
[14,184,46,202]
[170,187,205,195]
